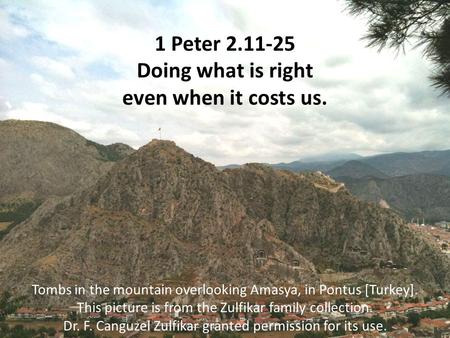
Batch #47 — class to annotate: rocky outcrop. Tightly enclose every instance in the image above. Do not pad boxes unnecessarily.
[225,165,450,289]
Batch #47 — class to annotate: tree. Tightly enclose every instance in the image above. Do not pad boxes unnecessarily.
[332,323,347,336]
[67,311,78,322]
[345,0,450,95]
[0,291,26,321]
[407,311,421,326]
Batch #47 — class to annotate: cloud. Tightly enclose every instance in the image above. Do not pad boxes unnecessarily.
[0,10,30,41]
[6,102,91,130]
[0,0,448,165]
[5,101,140,146]
[32,56,75,79]
[0,97,12,119]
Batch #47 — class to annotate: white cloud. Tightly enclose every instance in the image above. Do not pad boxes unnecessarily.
[0,0,448,165]
[6,102,90,130]
[5,101,140,146]
[32,56,75,79]
[0,10,30,40]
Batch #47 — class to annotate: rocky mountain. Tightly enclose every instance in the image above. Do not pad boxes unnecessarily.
[0,120,134,237]
[327,160,388,179]
[0,140,448,304]
[341,174,450,222]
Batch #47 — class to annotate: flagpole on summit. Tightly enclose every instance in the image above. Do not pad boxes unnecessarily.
[158,127,161,139]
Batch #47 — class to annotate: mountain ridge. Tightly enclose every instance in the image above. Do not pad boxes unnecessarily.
[0,138,448,304]
[328,160,389,180]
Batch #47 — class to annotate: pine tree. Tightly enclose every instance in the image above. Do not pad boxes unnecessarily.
[346,0,450,95]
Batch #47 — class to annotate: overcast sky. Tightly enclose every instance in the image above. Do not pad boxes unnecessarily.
[0,0,448,165]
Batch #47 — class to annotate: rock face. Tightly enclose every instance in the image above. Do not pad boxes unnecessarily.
[225,166,450,288]
[0,140,316,301]
[0,139,449,303]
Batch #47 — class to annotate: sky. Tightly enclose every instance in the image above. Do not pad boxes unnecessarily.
[0,0,448,165]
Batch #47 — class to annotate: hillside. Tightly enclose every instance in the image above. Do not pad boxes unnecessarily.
[361,150,450,177]
[327,160,388,179]
[271,159,348,173]
[342,174,450,222]
[0,120,134,236]
[0,140,448,304]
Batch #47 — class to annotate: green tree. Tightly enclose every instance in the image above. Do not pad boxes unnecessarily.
[346,0,450,94]
[332,323,347,336]
[67,311,78,321]
[407,311,421,326]
[0,291,25,321]
[419,303,450,319]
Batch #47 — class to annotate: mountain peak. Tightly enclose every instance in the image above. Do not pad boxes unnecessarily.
[139,139,185,155]
[147,138,177,146]
[134,139,200,165]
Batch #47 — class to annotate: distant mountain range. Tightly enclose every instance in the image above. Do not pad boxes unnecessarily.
[295,152,363,163]
[269,149,450,177]
[223,149,450,223]
[1,119,449,302]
